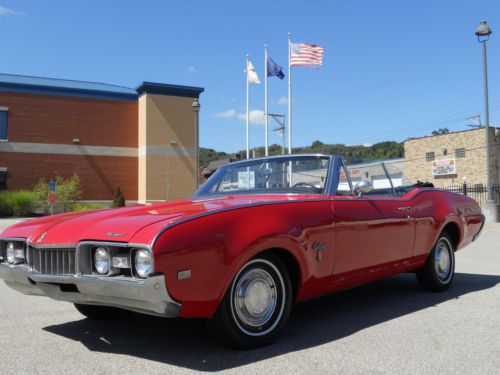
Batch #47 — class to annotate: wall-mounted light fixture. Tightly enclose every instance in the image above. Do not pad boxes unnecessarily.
[72,138,81,144]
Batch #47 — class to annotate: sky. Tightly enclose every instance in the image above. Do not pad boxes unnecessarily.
[1,0,500,153]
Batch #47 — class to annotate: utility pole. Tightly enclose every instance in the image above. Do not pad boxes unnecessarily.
[269,113,286,154]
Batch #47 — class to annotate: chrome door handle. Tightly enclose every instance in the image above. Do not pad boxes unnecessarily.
[398,207,412,212]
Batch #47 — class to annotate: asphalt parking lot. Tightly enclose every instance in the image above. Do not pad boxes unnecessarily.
[0,219,499,375]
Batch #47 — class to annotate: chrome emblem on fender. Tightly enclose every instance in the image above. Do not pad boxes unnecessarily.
[312,241,326,262]
[106,232,126,237]
[312,241,326,251]
[37,232,47,243]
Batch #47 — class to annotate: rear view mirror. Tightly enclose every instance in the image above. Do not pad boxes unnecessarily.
[354,180,372,197]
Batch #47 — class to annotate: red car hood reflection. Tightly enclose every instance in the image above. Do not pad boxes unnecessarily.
[1,194,319,246]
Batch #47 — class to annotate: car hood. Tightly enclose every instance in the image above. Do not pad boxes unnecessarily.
[0,194,319,246]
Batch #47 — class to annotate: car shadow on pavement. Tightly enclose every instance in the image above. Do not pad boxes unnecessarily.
[43,272,500,372]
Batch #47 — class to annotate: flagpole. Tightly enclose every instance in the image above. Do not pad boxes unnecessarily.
[246,54,250,159]
[264,43,269,156]
[288,32,292,155]
[288,32,293,186]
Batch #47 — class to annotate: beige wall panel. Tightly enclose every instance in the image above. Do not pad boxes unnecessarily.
[144,94,196,149]
[138,94,197,202]
[403,128,500,187]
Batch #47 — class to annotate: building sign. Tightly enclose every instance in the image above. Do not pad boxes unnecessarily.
[238,171,255,189]
[432,159,456,176]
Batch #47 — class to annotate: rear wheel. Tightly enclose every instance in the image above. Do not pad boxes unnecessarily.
[74,303,125,319]
[416,232,455,292]
[212,255,293,349]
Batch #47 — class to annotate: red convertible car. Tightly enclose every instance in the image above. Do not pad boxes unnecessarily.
[0,154,485,348]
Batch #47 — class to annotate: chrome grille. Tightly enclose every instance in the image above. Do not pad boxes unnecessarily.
[27,246,77,275]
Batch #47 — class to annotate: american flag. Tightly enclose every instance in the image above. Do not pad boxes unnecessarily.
[290,42,324,67]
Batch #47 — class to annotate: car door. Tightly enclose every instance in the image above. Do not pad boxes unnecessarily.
[330,163,415,282]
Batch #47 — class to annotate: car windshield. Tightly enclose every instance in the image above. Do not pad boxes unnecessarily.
[196,155,331,196]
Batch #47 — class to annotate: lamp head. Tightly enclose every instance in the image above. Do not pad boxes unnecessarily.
[192,98,200,112]
[476,21,492,41]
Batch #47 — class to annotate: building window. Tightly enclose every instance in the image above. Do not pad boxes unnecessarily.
[0,171,6,190]
[0,110,7,140]
[426,152,435,162]
[455,148,466,158]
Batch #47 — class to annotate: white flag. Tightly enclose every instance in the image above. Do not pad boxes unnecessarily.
[247,60,261,84]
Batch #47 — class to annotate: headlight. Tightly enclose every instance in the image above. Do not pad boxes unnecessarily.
[135,249,151,278]
[94,247,110,275]
[6,242,15,264]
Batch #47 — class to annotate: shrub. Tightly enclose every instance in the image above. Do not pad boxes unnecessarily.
[112,186,126,208]
[0,190,36,217]
[32,178,50,213]
[69,203,107,212]
[33,174,82,213]
[57,174,82,212]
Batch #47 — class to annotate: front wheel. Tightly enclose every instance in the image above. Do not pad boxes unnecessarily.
[212,255,293,349]
[416,232,455,292]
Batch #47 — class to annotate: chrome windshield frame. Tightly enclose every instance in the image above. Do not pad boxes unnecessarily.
[194,154,342,197]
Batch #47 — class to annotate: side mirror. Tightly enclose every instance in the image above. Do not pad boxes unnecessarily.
[259,168,273,177]
[353,180,372,197]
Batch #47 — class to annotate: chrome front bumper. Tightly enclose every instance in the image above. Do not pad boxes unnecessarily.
[0,263,181,317]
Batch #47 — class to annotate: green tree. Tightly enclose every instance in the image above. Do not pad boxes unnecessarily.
[56,174,82,212]
[432,128,450,136]
[311,140,324,148]
[32,174,82,213]
[32,178,51,213]
[113,186,126,208]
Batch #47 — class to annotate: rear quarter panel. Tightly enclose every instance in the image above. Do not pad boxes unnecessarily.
[412,189,483,256]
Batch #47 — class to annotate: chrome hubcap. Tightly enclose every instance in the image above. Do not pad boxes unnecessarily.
[435,240,452,281]
[234,268,277,328]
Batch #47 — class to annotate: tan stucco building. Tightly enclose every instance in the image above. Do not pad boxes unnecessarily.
[404,127,500,187]
[0,73,203,203]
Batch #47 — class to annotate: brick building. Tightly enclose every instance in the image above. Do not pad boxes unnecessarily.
[0,73,203,202]
[404,127,500,187]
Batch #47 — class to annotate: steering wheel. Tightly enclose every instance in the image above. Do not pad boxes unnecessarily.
[292,182,316,190]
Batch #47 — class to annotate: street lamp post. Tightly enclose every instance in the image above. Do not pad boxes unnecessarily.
[475,20,494,202]
[192,98,200,189]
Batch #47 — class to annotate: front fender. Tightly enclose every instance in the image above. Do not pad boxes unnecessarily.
[151,200,334,318]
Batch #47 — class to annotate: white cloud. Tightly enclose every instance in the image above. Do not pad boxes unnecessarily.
[215,108,266,125]
[362,143,373,147]
[215,109,237,118]
[237,109,266,125]
[0,6,23,16]
[277,96,288,106]
[186,66,197,74]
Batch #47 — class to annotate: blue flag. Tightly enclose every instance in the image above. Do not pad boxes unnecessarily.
[267,56,285,79]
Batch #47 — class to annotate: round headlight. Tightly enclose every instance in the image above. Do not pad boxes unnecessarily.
[6,242,15,264]
[135,249,151,278]
[94,247,110,275]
